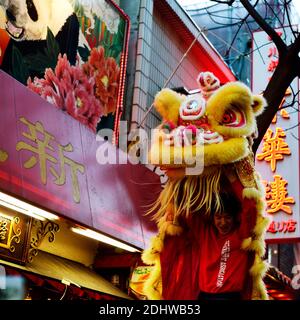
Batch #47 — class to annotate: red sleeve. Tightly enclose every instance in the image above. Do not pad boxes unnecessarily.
[231,180,257,238]
[239,198,257,238]
[231,179,244,202]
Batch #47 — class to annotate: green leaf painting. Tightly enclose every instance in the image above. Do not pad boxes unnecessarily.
[75,1,126,64]
[45,27,61,68]
[72,0,128,132]
[11,45,30,85]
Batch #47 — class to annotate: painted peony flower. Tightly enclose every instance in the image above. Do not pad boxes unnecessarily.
[83,46,120,115]
[28,54,104,132]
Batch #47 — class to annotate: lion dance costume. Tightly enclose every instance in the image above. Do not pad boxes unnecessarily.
[142,72,270,300]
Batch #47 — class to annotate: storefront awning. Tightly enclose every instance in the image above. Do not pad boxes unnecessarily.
[0,251,130,300]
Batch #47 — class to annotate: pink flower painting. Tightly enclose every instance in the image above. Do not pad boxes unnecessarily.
[28,54,104,132]
[83,46,120,115]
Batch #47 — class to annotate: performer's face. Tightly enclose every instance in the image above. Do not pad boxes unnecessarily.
[213,212,234,235]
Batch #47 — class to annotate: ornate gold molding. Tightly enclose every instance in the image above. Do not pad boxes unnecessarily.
[28,220,59,262]
[9,217,21,252]
[0,216,21,252]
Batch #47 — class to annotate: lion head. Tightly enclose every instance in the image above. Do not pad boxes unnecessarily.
[149,72,266,174]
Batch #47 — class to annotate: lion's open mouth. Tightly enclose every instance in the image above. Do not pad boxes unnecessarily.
[5,20,24,40]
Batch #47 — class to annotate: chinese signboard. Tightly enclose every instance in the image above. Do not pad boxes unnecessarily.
[0,71,159,249]
[0,206,32,265]
[252,27,300,241]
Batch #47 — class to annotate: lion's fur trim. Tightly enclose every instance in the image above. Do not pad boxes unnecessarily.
[242,186,270,299]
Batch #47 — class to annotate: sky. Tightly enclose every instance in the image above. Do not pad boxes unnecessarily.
[178,0,300,16]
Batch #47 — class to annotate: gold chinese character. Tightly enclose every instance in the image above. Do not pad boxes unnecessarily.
[16,117,85,203]
[256,127,291,172]
[0,149,8,163]
[265,175,295,214]
[50,144,85,203]
[271,88,291,124]
[280,109,290,119]
[16,118,57,184]
[271,114,277,124]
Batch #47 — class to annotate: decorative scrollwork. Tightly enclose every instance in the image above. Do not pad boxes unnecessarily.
[9,216,21,252]
[28,220,59,262]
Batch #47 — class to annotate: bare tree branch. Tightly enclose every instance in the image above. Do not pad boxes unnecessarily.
[240,0,287,55]
[283,0,298,39]
[205,9,243,27]
[290,34,300,60]
[284,121,300,132]
[244,17,266,63]
[224,0,259,59]
[281,86,300,110]
[225,21,245,57]
[264,0,285,31]
[210,0,235,5]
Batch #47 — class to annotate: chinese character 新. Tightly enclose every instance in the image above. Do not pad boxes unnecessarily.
[16,117,85,203]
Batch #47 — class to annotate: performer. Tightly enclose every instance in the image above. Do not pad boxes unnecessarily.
[196,175,256,300]
[142,72,270,300]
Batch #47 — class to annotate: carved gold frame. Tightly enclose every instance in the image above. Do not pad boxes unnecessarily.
[0,213,21,252]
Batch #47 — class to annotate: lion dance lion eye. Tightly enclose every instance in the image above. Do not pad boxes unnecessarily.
[222,108,245,127]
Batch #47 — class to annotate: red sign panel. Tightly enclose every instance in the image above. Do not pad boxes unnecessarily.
[0,71,160,249]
